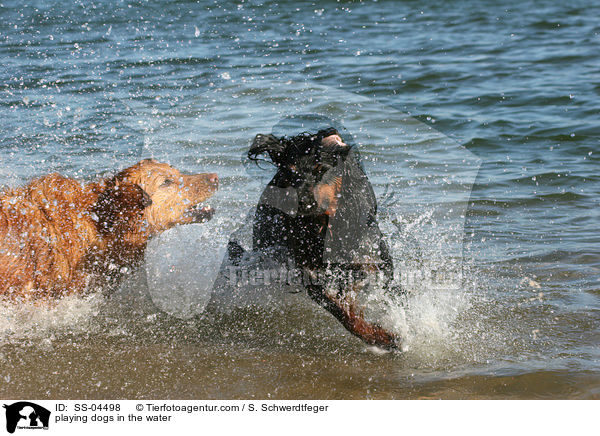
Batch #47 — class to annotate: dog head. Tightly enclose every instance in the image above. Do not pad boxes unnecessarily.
[249,128,356,217]
[250,128,382,264]
[95,159,218,240]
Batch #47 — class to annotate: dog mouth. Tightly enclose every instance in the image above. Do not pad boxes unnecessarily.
[185,203,215,223]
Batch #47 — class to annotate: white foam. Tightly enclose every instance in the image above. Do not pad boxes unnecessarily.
[371,209,475,361]
[0,293,104,345]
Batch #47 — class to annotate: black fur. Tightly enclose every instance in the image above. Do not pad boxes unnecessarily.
[243,128,398,349]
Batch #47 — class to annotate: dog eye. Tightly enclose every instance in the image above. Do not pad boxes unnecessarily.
[160,179,174,187]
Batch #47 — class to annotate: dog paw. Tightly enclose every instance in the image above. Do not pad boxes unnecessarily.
[372,326,400,351]
[349,315,399,350]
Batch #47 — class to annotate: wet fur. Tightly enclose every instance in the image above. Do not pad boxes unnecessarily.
[0,159,217,299]
[242,129,398,349]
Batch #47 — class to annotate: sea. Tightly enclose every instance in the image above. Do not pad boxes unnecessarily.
[0,0,598,399]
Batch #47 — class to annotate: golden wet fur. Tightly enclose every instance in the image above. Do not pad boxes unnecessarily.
[0,159,217,299]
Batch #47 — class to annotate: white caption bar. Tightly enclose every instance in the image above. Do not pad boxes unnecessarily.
[0,400,594,436]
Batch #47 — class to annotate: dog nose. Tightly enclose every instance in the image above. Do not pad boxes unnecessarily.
[208,173,218,187]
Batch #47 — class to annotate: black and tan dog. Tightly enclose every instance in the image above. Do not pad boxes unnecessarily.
[237,128,398,349]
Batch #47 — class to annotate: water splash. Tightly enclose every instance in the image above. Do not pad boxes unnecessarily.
[0,293,104,346]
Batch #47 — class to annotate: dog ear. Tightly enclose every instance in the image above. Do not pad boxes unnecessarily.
[248,134,286,166]
[336,157,378,225]
[93,182,152,233]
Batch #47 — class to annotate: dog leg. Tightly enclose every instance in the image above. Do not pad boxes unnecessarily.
[306,282,398,350]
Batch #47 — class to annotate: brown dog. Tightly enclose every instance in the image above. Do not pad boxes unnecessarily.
[0,159,217,299]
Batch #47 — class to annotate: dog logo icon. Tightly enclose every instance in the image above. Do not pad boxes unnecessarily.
[3,402,50,433]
